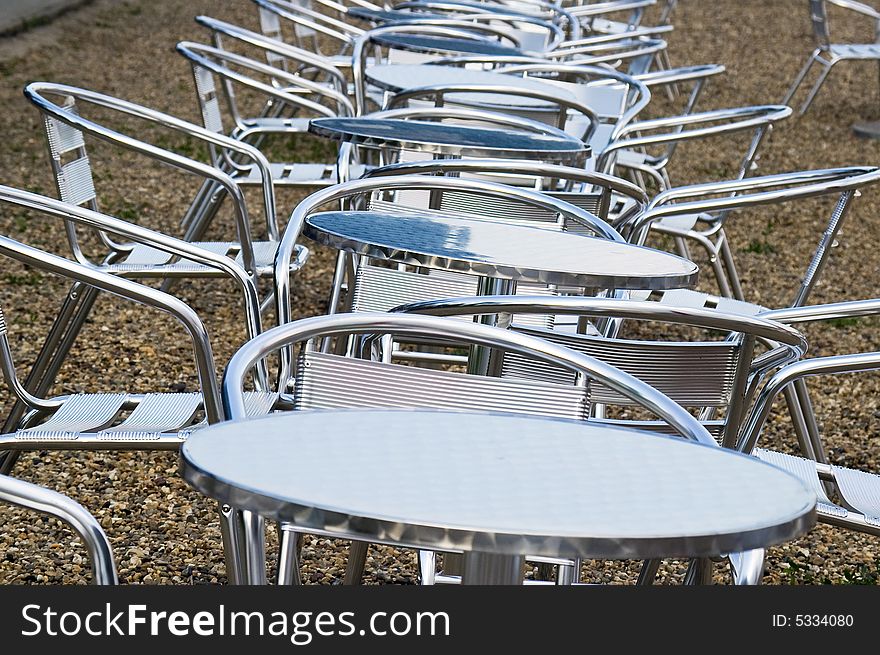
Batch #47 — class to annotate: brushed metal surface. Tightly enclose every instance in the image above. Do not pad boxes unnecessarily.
[303,210,699,289]
[181,409,816,559]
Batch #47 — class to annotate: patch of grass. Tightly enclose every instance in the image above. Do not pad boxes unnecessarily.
[828,317,862,329]
[3,271,44,287]
[744,239,776,255]
[839,559,880,585]
[19,15,53,32]
[781,556,818,584]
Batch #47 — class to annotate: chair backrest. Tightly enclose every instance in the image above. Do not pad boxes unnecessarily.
[176,41,353,145]
[352,24,528,113]
[810,0,832,49]
[391,295,807,448]
[361,157,648,228]
[24,82,268,269]
[222,312,716,445]
[492,63,652,150]
[194,16,349,94]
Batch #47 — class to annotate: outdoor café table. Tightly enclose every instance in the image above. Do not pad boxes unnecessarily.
[308,116,590,162]
[364,63,625,121]
[300,210,698,293]
[302,209,698,372]
[365,63,578,108]
[179,409,817,585]
[367,32,526,58]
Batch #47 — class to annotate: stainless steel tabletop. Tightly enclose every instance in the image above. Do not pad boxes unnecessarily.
[301,210,699,290]
[365,63,579,108]
[348,7,451,23]
[180,409,816,560]
[370,32,525,57]
[309,116,589,159]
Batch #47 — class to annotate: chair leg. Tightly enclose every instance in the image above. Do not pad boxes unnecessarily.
[717,230,745,300]
[555,559,581,585]
[781,51,820,107]
[343,540,370,585]
[782,384,820,462]
[728,549,765,585]
[0,282,100,474]
[277,526,303,585]
[418,550,437,585]
[218,503,247,585]
[670,235,690,260]
[799,60,834,115]
[241,510,267,585]
[683,558,713,585]
[636,558,661,585]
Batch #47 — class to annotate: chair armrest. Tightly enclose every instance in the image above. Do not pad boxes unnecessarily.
[0,185,264,346]
[558,25,671,49]
[254,0,360,44]
[549,37,666,62]
[759,298,880,325]
[626,166,879,235]
[739,350,880,452]
[0,235,223,423]
[828,0,880,21]
[633,63,726,87]
[598,104,791,172]
[567,0,656,19]
[0,475,117,585]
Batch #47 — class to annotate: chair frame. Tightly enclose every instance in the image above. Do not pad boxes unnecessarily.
[0,474,117,585]
[221,311,716,584]
[782,0,880,115]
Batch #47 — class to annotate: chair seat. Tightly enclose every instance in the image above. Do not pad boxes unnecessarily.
[107,240,307,277]
[654,288,764,316]
[754,449,880,532]
[829,43,880,60]
[4,391,277,449]
[233,162,370,187]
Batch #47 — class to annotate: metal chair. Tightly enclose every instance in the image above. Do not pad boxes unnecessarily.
[23,81,309,294]
[389,0,582,44]
[392,294,808,584]
[488,62,651,152]
[783,0,880,115]
[271,173,624,380]
[355,158,646,347]
[597,103,792,298]
[174,41,360,235]
[220,311,717,585]
[194,16,349,98]
[737,298,880,545]
[0,474,117,585]
[623,166,880,473]
[0,187,227,457]
[383,77,601,142]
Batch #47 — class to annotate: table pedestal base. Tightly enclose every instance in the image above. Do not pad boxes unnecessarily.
[852,120,880,139]
[463,552,524,585]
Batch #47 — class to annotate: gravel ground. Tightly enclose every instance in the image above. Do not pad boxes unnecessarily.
[1,0,880,585]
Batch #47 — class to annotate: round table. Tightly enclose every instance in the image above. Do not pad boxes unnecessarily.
[370,32,525,57]
[180,409,816,584]
[301,210,699,290]
[852,120,880,139]
[348,7,455,23]
[365,63,578,109]
[308,116,589,161]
